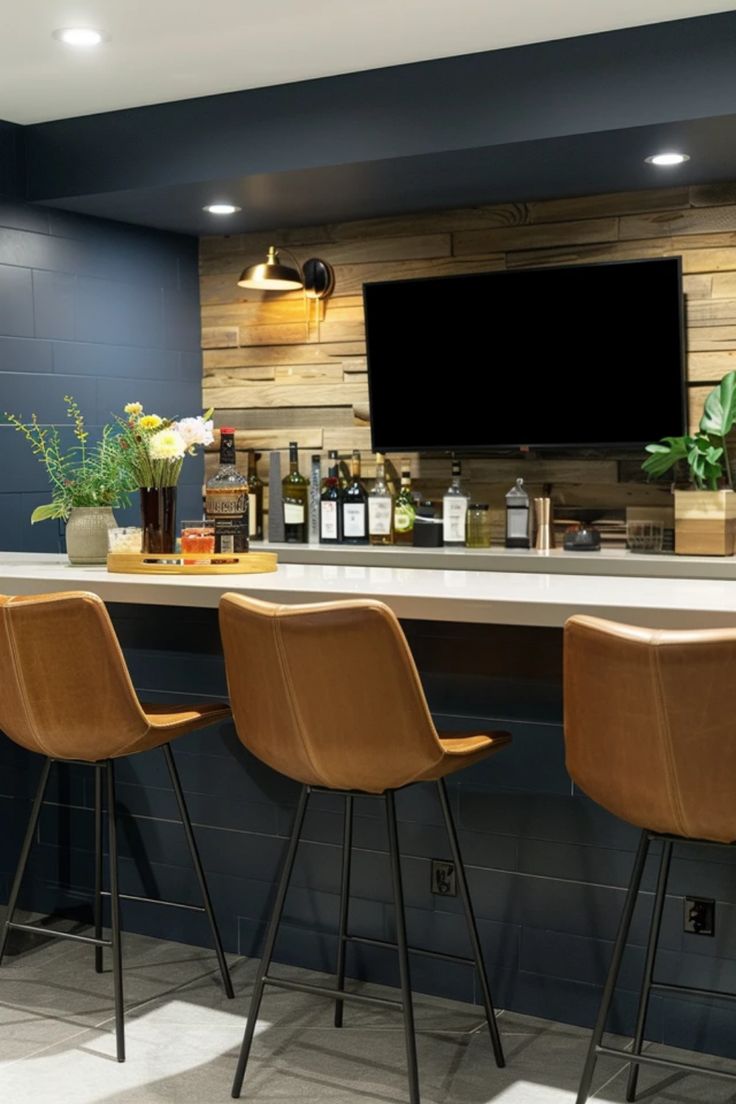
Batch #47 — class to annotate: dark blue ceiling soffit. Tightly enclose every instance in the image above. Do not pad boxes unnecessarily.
[20,11,736,235]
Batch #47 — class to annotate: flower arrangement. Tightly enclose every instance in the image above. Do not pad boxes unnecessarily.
[117,402,214,488]
[4,396,135,523]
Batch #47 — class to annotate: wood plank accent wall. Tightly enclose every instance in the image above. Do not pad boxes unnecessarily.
[199,182,736,524]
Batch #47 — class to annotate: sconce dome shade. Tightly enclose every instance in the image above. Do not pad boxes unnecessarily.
[237,246,302,290]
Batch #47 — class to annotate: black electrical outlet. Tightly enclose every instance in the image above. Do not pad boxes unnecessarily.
[431,860,456,897]
[684,896,715,936]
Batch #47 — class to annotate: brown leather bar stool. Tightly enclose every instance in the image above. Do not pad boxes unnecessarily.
[219,592,511,1103]
[565,615,736,1103]
[0,591,235,1061]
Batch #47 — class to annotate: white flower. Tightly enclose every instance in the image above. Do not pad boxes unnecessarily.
[124,402,143,416]
[174,416,215,448]
[148,427,187,461]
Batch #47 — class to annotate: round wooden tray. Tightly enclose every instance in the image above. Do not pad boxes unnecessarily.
[107,551,278,575]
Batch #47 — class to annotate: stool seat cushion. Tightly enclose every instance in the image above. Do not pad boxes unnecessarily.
[118,703,232,757]
[412,732,511,782]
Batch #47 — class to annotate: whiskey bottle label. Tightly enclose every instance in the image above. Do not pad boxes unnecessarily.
[205,487,247,515]
[343,503,366,538]
[320,500,338,540]
[284,502,305,524]
[368,498,391,535]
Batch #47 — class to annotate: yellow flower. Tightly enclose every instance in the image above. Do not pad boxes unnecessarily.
[139,414,163,431]
[148,427,186,461]
[124,402,143,416]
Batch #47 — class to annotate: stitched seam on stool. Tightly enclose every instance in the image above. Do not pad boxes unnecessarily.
[271,611,323,782]
[651,635,689,838]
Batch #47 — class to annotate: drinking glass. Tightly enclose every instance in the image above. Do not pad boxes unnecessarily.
[626,520,664,553]
[180,519,215,558]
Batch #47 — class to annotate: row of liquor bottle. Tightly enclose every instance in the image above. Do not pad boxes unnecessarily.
[204,430,480,551]
[284,442,471,546]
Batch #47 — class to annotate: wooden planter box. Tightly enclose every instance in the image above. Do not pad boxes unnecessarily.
[674,489,736,556]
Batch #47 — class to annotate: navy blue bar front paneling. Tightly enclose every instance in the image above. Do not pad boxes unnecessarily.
[0,195,202,552]
[3,610,736,1063]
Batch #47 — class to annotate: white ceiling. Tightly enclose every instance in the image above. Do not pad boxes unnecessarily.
[1,0,733,125]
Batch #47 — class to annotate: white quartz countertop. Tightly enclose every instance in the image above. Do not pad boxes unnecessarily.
[2,552,736,629]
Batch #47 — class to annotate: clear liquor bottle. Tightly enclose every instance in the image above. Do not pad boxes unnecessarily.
[393,460,416,545]
[368,452,394,545]
[282,441,308,543]
[205,428,249,553]
[246,449,264,541]
[442,458,469,545]
[320,449,342,544]
[341,450,368,545]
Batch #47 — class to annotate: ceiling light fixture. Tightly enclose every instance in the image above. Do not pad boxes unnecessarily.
[238,246,335,299]
[53,28,104,47]
[203,203,242,215]
[645,152,690,167]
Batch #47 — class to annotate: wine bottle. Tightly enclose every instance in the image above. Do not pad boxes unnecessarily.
[368,452,394,545]
[205,428,248,553]
[393,460,416,545]
[341,450,368,545]
[282,442,308,543]
[320,451,342,544]
[442,458,469,545]
[246,449,264,541]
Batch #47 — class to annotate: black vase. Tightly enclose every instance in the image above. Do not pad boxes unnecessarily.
[140,486,177,553]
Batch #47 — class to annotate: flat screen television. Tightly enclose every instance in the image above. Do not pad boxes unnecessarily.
[363,256,686,453]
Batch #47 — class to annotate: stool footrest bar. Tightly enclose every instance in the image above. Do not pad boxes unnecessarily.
[344,933,473,965]
[596,1044,736,1081]
[6,922,111,948]
[99,890,206,912]
[263,974,403,1009]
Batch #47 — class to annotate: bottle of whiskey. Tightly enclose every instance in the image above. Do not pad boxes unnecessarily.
[320,450,342,544]
[393,460,416,545]
[246,450,264,542]
[368,453,394,545]
[442,458,469,545]
[341,450,368,544]
[282,441,308,542]
[205,428,248,553]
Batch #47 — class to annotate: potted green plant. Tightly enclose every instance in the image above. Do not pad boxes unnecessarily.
[643,370,736,555]
[5,396,135,564]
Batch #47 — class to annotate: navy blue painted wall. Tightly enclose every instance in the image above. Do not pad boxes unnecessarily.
[2,611,736,1062]
[0,191,204,551]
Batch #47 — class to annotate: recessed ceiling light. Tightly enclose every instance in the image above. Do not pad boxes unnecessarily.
[645,152,690,166]
[53,28,105,47]
[203,204,242,216]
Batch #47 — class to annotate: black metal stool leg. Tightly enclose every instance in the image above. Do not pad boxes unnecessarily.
[436,778,505,1068]
[575,831,651,1104]
[626,838,673,1102]
[106,759,125,1062]
[163,744,234,999]
[0,757,52,966]
[232,785,309,1099]
[334,793,354,1028]
[93,764,104,974]
[386,790,420,1104]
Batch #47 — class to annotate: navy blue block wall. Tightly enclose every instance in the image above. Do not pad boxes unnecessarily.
[3,611,736,1061]
[0,195,204,551]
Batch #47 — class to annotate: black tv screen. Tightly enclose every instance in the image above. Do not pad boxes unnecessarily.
[363,256,686,452]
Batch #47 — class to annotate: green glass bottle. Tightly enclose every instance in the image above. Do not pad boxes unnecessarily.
[282,441,308,543]
[393,460,416,544]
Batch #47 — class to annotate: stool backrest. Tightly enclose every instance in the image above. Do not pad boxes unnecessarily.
[564,614,736,842]
[0,592,148,760]
[219,593,445,793]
